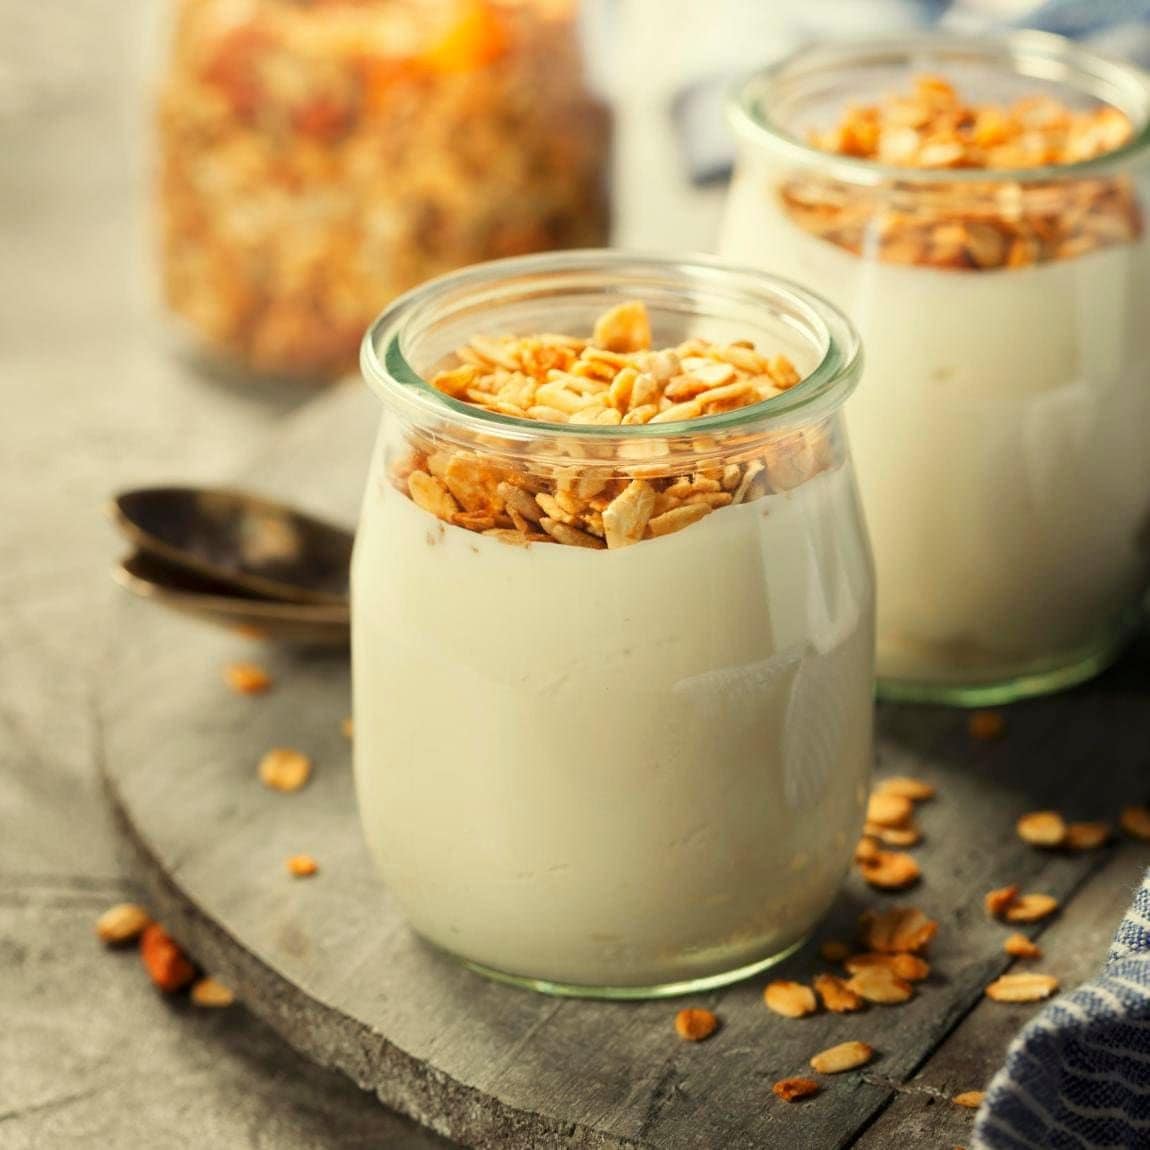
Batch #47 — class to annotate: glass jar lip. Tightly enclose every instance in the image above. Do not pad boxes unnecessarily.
[727,30,1150,188]
[360,250,863,444]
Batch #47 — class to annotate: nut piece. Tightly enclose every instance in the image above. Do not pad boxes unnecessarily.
[287,854,319,878]
[866,792,914,829]
[813,974,864,1014]
[1004,933,1042,960]
[773,1077,821,1103]
[592,301,651,353]
[1004,893,1059,923]
[810,1041,874,1074]
[259,748,312,793]
[1016,810,1068,848]
[859,907,938,954]
[140,924,196,993]
[819,939,851,963]
[985,972,1059,1003]
[764,980,818,1018]
[968,711,1005,741]
[953,1091,985,1110]
[845,952,930,982]
[96,902,152,946]
[985,885,1021,918]
[674,1008,718,1042]
[191,977,235,1008]
[224,662,272,695]
[858,850,921,890]
[1120,805,1150,841]
[847,965,914,1005]
[1066,821,1111,850]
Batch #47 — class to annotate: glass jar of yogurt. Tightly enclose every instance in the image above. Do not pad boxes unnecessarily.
[723,33,1150,704]
[354,251,873,997]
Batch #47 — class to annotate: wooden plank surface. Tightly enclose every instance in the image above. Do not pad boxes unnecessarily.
[98,381,1150,1150]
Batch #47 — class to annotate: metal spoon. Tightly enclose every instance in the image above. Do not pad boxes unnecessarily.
[109,486,353,607]
[114,551,349,647]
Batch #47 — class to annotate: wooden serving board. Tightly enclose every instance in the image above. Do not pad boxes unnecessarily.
[99,383,1150,1149]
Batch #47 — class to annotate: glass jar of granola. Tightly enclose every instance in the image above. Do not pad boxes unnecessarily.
[723,33,1150,705]
[353,251,873,997]
[156,0,610,382]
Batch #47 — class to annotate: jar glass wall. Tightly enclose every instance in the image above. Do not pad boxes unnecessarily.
[722,33,1150,705]
[353,251,874,997]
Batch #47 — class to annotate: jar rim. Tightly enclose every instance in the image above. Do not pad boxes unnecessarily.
[727,30,1150,188]
[359,250,863,445]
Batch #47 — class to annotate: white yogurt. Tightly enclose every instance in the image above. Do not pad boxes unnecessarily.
[352,462,874,989]
[722,179,1150,685]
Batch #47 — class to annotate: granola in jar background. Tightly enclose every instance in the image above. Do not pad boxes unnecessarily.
[155,0,610,382]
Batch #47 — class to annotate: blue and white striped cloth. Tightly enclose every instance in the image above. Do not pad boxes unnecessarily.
[975,871,1150,1150]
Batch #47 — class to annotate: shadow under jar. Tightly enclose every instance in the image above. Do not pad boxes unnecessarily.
[723,32,1150,705]
[353,251,874,997]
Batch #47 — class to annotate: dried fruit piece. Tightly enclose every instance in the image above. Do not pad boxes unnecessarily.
[674,1008,718,1041]
[1120,805,1150,841]
[1066,821,1111,850]
[985,972,1059,1003]
[259,748,312,793]
[858,850,921,890]
[1004,933,1042,960]
[845,952,929,982]
[874,776,936,802]
[819,939,851,963]
[224,662,272,695]
[140,924,196,993]
[847,965,914,1005]
[1004,893,1059,923]
[866,792,914,828]
[968,711,1005,741]
[810,1041,874,1074]
[813,973,864,1014]
[96,903,152,946]
[859,907,938,954]
[191,977,235,1008]
[953,1091,985,1110]
[773,1077,821,1102]
[287,854,319,878]
[764,980,818,1018]
[1016,810,1067,848]
[985,885,1020,918]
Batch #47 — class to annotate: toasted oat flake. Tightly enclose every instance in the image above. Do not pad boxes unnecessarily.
[191,977,235,1008]
[847,965,914,1005]
[764,980,818,1018]
[813,973,864,1013]
[969,711,1006,741]
[1004,893,1059,923]
[259,748,312,793]
[773,1077,821,1102]
[868,823,922,849]
[648,503,713,538]
[602,480,656,549]
[96,903,152,946]
[859,906,938,955]
[858,849,920,890]
[845,952,929,982]
[1066,821,1111,850]
[810,1041,875,1074]
[1017,811,1068,848]
[875,776,936,802]
[224,662,272,695]
[985,885,1021,918]
[953,1091,985,1110]
[866,792,914,829]
[1120,805,1150,841]
[408,471,460,521]
[287,854,319,878]
[674,1007,718,1042]
[1004,933,1042,960]
[985,972,1059,1003]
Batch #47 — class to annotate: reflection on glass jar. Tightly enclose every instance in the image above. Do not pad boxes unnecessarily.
[156,0,610,381]
[353,252,874,997]
[723,33,1150,705]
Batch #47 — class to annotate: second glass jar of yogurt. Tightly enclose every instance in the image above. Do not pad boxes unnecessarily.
[723,33,1150,704]
[354,251,873,997]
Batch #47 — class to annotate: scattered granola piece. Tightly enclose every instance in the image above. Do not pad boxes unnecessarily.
[953,1091,985,1110]
[602,480,656,549]
[845,952,930,982]
[859,907,938,954]
[191,977,235,1008]
[287,854,319,878]
[866,792,914,829]
[855,836,881,864]
[819,939,851,963]
[968,711,1006,741]
[985,885,1021,918]
[408,471,460,521]
[341,715,354,739]
[1120,805,1150,841]
[813,973,864,1014]
[1017,810,1068,848]
[810,1041,874,1074]
[96,903,152,946]
[647,503,712,538]
[986,972,1059,1003]
[1004,933,1042,960]
[140,924,196,993]
[224,662,272,695]
[258,748,312,793]
[773,1077,821,1103]
[764,980,818,1018]
[867,823,922,849]
[847,965,914,1005]
[592,301,651,353]
[858,849,921,890]
[875,776,936,802]
[1004,893,1059,923]
[1066,821,1111,850]
[674,1008,719,1042]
